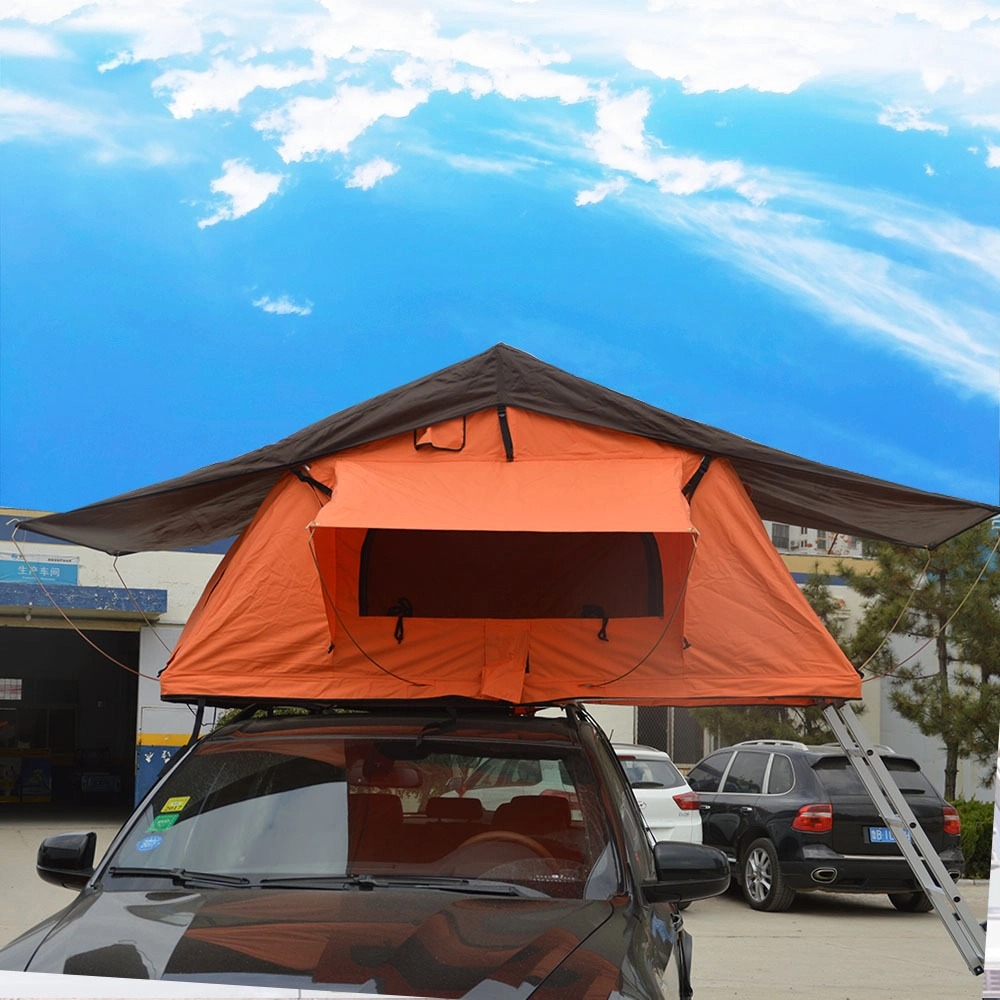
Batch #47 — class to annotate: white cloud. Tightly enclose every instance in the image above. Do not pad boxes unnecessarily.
[587,89,746,197]
[0,26,60,57]
[924,163,935,176]
[443,152,533,174]
[10,0,1000,185]
[637,186,1000,399]
[1,1,89,24]
[198,159,284,228]
[576,177,627,206]
[346,157,398,189]
[153,55,326,119]
[5,0,1000,403]
[623,2,1000,98]
[0,87,186,164]
[878,105,949,134]
[0,88,98,142]
[255,84,429,163]
[252,294,312,317]
[59,2,204,64]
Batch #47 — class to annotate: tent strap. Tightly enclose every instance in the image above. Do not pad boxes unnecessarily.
[293,466,333,497]
[682,455,713,499]
[497,406,515,462]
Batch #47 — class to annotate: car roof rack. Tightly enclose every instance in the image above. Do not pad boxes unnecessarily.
[732,739,809,750]
[814,740,896,754]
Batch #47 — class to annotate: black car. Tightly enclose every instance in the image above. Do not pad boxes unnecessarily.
[0,703,729,997]
[686,739,963,913]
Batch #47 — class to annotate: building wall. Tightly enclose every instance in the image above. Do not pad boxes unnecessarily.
[1,509,223,805]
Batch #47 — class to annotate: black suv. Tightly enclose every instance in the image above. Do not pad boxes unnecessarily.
[0,703,729,997]
[686,739,964,913]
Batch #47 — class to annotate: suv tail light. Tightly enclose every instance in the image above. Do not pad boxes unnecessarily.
[943,804,961,836]
[672,790,700,811]
[792,803,833,833]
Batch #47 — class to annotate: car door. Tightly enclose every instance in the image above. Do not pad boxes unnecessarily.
[699,750,769,859]
[598,742,691,1000]
[686,751,732,852]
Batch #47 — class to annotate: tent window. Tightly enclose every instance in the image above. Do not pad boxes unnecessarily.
[359,530,663,620]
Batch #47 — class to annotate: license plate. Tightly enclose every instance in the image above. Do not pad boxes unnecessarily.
[867,825,911,844]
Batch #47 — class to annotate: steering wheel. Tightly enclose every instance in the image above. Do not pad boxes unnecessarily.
[437,829,559,879]
[458,830,555,860]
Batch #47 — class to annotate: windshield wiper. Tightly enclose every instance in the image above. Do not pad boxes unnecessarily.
[107,866,252,888]
[257,874,545,897]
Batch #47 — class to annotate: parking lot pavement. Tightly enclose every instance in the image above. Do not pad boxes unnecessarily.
[0,806,130,948]
[684,880,989,999]
[0,808,989,998]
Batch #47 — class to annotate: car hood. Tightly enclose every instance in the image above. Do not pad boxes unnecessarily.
[20,886,616,996]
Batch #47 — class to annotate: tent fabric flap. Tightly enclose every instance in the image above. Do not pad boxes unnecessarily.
[313,456,696,532]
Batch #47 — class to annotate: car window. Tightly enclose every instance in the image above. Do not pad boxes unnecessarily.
[106,734,615,900]
[766,754,794,794]
[721,751,767,794]
[619,757,684,790]
[687,751,731,792]
[469,756,545,789]
[812,756,938,798]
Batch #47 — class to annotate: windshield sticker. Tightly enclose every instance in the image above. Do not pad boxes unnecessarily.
[161,796,190,813]
[148,814,179,832]
[136,835,163,853]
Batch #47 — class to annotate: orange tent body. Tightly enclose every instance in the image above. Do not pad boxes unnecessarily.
[161,407,861,706]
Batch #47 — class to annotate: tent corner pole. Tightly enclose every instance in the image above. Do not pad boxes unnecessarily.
[187,699,206,746]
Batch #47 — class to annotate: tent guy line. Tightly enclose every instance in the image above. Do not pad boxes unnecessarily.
[6,526,162,683]
[859,528,1000,684]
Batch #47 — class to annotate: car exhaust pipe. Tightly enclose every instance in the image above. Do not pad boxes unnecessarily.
[811,868,838,884]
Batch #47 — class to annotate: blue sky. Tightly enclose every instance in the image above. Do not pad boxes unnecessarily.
[1,1,998,517]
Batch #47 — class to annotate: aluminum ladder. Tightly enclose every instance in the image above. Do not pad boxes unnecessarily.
[822,701,986,975]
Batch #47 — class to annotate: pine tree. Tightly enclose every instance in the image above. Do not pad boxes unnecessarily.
[839,522,1000,798]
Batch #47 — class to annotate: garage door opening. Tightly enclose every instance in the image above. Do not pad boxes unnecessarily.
[0,628,139,807]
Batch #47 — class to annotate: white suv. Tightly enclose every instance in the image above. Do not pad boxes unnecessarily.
[615,744,702,845]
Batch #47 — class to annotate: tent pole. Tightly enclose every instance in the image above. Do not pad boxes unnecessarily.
[187,699,206,746]
[821,700,985,975]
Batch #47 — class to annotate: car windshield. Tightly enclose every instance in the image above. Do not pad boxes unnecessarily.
[106,731,618,900]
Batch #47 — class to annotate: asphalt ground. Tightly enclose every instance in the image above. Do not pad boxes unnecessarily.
[0,806,990,1000]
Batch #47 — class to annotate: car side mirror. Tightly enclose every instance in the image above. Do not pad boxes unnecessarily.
[37,831,97,890]
[644,841,730,904]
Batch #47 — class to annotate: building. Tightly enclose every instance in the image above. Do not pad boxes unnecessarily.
[0,510,223,807]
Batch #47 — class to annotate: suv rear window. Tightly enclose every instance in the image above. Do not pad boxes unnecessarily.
[619,757,684,789]
[812,756,938,798]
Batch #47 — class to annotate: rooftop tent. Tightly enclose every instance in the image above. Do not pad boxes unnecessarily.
[19,345,999,707]
[156,408,858,705]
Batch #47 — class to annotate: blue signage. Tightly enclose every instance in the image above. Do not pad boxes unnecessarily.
[0,556,79,586]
